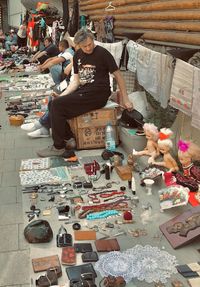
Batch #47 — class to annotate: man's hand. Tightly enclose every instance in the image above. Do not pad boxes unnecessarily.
[124,99,134,111]
[52,92,59,99]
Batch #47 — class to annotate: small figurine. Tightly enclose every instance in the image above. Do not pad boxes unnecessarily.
[133,123,159,164]
[174,139,200,187]
[152,128,179,172]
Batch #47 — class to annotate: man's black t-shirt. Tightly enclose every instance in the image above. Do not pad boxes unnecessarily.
[43,43,59,58]
[73,45,118,93]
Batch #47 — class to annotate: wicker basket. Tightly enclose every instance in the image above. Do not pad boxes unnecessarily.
[9,115,24,126]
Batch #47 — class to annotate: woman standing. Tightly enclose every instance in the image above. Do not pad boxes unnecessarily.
[17,21,27,47]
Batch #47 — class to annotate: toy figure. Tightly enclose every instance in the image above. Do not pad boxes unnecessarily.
[133,123,159,164]
[152,128,179,172]
[176,140,200,183]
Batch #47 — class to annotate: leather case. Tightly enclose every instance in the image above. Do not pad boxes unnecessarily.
[32,255,61,274]
[61,246,76,265]
[74,230,96,241]
[81,251,99,262]
[95,238,120,252]
[66,263,97,281]
[74,243,93,253]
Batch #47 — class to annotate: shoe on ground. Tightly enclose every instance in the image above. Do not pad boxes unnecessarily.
[65,138,76,150]
[28,127,50,138]
[21,121,42,132]
[37,145,65,157]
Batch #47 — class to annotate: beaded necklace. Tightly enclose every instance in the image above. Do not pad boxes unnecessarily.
[86,210,119,220]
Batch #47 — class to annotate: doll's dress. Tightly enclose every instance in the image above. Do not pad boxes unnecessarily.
[173,163,200,192]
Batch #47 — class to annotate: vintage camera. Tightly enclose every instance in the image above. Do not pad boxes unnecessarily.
[56,233,72,247]
[70,273,97,287]
[56,225,72,247]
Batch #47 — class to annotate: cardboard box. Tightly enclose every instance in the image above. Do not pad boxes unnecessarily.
[69,108,118,149]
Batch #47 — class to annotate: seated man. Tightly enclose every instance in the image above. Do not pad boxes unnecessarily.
[30,36,59,64]
[38,39,74,85]
[37,28,133,157]
[5,30,18,51]
[21,62,73,138]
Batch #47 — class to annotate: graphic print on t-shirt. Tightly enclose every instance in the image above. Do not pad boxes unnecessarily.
[78,59,96,85]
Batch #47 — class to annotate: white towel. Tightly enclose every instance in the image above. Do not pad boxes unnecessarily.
[136,45,159,97]
[159,54,174,108]
[94,40,123,67]
[169,59,194,116]
[127,40,139,72]
[192,67,200,130]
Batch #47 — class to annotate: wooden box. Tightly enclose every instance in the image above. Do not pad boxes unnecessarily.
[69,108,118,149]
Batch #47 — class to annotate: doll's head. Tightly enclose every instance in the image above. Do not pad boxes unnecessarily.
[143,123,159,141]
[157,128,173,154]
[178,140,200,166]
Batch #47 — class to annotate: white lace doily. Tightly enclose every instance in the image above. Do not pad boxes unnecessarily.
[95,251,136,283]
[95,245,177,284]
[124,245,178,283]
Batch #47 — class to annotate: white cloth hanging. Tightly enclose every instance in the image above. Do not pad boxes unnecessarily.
[94,40,123,67]
[191,67,200,130]
[169,59,194,116]
[127,40,139,72]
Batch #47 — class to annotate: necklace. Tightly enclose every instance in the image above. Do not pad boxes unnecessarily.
[86,210,119,220]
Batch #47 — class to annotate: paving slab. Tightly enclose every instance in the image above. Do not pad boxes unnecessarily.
[4,148,35,160]
[0,250,30,286]
[18,224,29,251]
[1,171,20,187]
[16,186,22,203]
[0,203,23,225]
[0,149,4,160]
[0,187,17,204]
[0,224,19,252]
[0,159,16,172]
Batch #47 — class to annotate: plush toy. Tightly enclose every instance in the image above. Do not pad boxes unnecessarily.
[152,128,179,172]
[133,123,159,164]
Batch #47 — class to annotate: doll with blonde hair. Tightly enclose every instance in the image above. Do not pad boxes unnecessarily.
[177,140,200,182]
[133,123,159,164]
[152,128,179,172]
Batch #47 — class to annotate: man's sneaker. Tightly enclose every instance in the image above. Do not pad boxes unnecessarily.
[37,145,65,157]
[21,121,42,132]
[28,127,50,138]
[65,138,76,150]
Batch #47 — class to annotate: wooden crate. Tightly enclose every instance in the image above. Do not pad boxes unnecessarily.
[69,108,118,149]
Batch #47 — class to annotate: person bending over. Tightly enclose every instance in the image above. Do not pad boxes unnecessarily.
[37,28,133,157]
[38,39,74,85]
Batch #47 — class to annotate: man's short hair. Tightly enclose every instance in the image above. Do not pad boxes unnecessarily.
[74,28,94,45]
[44,36,52,43]
[59,39,69,49]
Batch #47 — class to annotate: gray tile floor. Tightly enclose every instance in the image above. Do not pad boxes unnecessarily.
[1,93,200,287]
[0,95,52,287]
